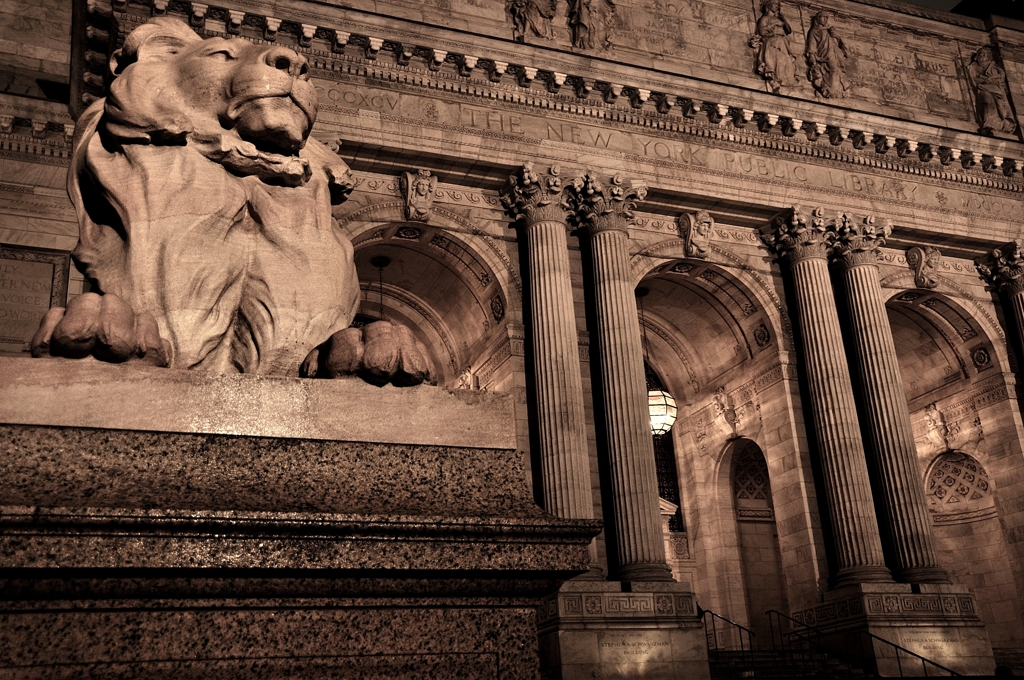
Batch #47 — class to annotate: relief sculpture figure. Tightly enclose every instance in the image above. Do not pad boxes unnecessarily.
[751,0,799,93]
[966,46,1018,136]
[568,0,614,50]
[30,17,432,386]
[506,0,556,43]
[805,12,848,99]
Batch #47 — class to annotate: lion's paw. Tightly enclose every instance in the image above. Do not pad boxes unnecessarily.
[301,320,433,387]
[30,292,171,367]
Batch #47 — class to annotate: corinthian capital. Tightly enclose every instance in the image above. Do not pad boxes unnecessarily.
[565,173,647,236]
[763,206,833,263]
[978,240,1024,294]
[830,213,892,270]
[499,162,570,226]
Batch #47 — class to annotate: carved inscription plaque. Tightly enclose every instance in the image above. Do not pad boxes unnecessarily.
[0,248,68,355]
[598,631,673,664]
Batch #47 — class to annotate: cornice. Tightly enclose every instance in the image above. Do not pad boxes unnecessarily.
[58,0,1024,203]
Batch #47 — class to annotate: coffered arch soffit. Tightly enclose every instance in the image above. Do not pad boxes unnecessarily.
[341,207,515,383]
[884,288,1003,407]
[336,200,522,307]
[635,258,782,404]
[631,238,791,346]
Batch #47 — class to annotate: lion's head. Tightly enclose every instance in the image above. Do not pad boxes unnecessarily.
[104,17,318,155]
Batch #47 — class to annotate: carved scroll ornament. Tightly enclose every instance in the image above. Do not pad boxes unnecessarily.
[906,246,941,289]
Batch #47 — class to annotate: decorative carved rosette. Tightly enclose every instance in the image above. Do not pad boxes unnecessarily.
[763,205,833,264]
[978,240,1024,295]
[829,213,892,270]
[499,162,570,226]
[565,172,647,236]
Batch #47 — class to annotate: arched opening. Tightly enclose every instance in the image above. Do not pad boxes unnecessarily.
[887,289,1024,653]
[351,223,510,389]
[730,438,789,646]
[631,256,808,628]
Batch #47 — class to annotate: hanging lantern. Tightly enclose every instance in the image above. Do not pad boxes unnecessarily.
[648,388,677,435]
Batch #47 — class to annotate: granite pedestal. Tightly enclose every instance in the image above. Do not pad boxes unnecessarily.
[0,358,601,679]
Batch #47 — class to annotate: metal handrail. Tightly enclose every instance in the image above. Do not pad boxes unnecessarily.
[766,609,961,677]
[703,609,756,673]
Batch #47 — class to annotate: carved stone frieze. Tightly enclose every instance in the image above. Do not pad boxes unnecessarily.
[906,246,941,289]
[677,210,713,259]
[830,213,892,270]
[804,12,848,99]
[499,162,570,226]
[400,168,437,222]
[977,241,1024,295]
[564,173,647,235]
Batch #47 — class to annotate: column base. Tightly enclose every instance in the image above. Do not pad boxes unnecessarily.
[791,583,995,676]
[538,581,709,680]
[833,564,893,587]
[617,563,674,582]
[896,565,952,584]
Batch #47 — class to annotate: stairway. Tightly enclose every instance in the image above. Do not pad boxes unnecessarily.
[709,648,869,679]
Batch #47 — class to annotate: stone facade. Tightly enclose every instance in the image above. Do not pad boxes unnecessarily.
[2,0,1024,677]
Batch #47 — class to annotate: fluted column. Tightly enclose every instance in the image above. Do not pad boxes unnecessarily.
[568,173,672,582]
[765,207,892,586]
[979,240,1024,361]
[831,214,948,584]
[500,163,596,529]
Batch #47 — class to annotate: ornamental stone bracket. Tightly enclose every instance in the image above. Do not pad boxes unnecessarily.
[907,246,942,289]
[78,1,1024,180]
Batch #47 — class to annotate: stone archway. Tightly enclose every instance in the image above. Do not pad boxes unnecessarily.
[886,288,1024,654]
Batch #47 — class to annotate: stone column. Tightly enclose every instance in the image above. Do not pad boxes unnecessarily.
[568,173,672,582]
[978,240,1024,362]
[765,207,892,586]
[500,163,596,529]
[831,214,948,584]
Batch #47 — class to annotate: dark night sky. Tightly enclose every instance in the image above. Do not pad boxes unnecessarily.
[901,0,959,10]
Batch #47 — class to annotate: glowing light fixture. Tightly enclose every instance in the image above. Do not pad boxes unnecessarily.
[636,286,678,435]
[648,387,677,436]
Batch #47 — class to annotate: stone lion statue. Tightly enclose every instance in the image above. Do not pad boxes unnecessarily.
[30,17,430,385]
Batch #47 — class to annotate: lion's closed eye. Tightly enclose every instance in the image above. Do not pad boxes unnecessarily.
[208,49,238,61]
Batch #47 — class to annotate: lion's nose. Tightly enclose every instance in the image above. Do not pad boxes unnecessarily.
[264,46,309,80]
